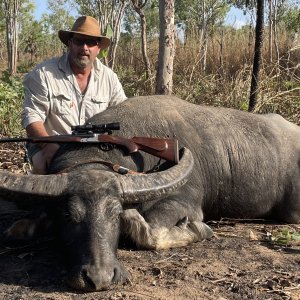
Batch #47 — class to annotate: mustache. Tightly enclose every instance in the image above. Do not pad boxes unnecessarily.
[78,51,90,56]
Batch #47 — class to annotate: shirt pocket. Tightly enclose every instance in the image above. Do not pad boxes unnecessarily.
[86,97,110,116]
[51,91,74,116]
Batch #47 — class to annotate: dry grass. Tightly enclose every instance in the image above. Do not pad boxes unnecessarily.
[116,29,300,125]
[0,28,299,137]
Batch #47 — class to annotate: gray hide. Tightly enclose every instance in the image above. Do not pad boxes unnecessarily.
[51,95,300,223]
[1,95,299,291]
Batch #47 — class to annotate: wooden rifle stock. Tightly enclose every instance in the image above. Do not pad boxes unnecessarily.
[97,135,179,163]
[0,134,179,163]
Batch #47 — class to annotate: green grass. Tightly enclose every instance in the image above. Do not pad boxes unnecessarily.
[270,228,300,247]
[0,71,24,136]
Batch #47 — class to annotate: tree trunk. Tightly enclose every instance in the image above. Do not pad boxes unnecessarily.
[268,0,273,63]
[155,0,175,95]
[4,0,20,75]
[248,0,264,112]
[108,0,129,70]
[131,0,152,80]
[272,0,280,67]
[218,29,224,74]
[199,0,208,73]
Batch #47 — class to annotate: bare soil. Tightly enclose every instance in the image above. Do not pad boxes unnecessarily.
[0,143,299,300]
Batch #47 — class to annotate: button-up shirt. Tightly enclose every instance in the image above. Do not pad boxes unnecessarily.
[21,53,127,135]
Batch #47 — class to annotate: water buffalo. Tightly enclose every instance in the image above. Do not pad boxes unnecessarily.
[2,95,300,291]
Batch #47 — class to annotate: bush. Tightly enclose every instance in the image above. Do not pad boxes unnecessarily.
[0,71,24,136]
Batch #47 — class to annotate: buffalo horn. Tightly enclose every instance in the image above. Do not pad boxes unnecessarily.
[0,172,68,202]
[119,147,194,204]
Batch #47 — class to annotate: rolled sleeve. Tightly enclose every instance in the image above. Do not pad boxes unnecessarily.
[21,68,50,129]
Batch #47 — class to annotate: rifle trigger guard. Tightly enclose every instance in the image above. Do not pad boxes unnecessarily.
[99,142,114,151]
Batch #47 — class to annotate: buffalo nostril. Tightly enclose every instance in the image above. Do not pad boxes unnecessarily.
[112,265,129,284]
[82,268,97,291]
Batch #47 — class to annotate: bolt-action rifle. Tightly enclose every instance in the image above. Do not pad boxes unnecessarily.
[0,122,179,163]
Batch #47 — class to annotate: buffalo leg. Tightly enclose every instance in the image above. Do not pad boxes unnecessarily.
[121,206,213,250]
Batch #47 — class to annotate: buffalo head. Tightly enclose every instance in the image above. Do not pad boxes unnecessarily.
[1,148,194,291]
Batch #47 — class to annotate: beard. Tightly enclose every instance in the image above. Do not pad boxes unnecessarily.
[70,53,93,69]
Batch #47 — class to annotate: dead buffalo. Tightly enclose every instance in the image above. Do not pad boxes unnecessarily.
[1,95,300,291]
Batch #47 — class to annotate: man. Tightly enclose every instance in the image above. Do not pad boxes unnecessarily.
[21,16,127,174]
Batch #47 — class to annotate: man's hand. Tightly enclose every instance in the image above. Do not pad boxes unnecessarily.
[26,121,61,174]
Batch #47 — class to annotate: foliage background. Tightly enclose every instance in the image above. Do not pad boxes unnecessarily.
[0,0,299,136]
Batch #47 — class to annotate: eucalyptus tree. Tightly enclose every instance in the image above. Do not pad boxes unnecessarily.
[280,5,300,77]
[229,0,264,111]
[19,20,44,62]
[123,0,159,37]
[1,0,36,73]
[175,0,229,72]
[279,3,300,36]
[230,0,300,62]
[131,0,152,79]
[248,0,264,112]
[73,0,130,69]
[44,0,76,56]
[18,1,42,63]
[155,0,175,95]
[0,16,6,61]
[269,0,300,64]
[1,0,25,74]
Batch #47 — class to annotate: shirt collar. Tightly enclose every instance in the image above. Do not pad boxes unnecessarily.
[92,57,103,79]
[58,52,70,75]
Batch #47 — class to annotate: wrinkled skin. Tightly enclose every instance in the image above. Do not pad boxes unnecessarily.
[3,95,300,291]
[48,149,195,290]
[58,173,126,291]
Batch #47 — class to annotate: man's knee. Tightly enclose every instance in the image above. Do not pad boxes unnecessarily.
[31,151,47,174]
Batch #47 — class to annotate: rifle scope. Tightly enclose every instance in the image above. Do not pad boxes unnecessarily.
[71,122,120,134]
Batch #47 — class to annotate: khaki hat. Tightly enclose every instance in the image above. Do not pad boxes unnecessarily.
[58,16,110,49]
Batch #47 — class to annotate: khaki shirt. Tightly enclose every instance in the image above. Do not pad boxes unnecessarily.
[21,53,127,135]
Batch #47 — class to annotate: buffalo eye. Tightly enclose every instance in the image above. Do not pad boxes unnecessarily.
[64,196,87,224]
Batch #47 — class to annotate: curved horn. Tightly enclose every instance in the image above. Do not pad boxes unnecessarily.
[119,147,194,204]
[0,172,68,202]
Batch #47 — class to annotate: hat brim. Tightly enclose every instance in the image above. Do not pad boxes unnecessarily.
[58,30,111,49]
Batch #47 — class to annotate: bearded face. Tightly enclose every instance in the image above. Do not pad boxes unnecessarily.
[68,34,100,69]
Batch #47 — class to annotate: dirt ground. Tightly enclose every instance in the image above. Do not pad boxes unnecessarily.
[0,143,299,300]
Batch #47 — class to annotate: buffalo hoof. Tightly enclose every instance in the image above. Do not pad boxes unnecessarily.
[121,209,214,250]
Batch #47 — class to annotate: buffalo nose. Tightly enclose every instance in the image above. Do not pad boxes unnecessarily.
[81,265,113,291]
[67,264,128,291]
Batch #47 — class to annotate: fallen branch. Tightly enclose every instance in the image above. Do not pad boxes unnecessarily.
[155,253,178,264]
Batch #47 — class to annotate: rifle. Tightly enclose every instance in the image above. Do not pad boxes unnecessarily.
[0,122,179,163]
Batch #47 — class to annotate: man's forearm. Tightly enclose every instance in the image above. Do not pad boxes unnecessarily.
[26,121,49,137]
[26,121,51,149]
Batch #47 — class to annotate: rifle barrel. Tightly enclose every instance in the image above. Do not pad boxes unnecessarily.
[0,134,179,163]
[0,137,31,143]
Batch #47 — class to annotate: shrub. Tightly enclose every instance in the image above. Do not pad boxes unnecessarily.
[0,71,25,136]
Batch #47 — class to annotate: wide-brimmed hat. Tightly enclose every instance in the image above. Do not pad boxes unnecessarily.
[58,16,110,49]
